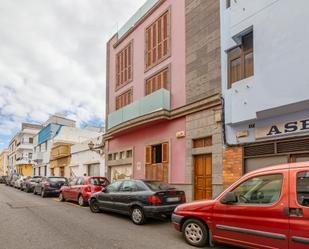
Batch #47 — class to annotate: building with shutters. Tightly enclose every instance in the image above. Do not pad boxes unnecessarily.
[105,0,223,201]
[221,0,309,187]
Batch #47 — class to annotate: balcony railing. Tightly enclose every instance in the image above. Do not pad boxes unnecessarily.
[33,152,43,162]
[16,142,33,150]
[50,145,70,160]
[108,88,170,129]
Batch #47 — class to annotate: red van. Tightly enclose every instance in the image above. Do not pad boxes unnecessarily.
[172,162,309,248]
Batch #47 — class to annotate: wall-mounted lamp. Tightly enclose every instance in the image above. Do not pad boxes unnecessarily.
[88,140,105,155]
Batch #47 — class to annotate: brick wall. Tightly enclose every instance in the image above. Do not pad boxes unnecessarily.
[222,146,243,189]
[185,0,221,104]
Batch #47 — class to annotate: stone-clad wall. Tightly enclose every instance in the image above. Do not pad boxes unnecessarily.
[185,0,221,104]
[185,0,223,200]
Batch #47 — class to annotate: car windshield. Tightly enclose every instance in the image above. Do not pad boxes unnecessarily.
[49,177,66,183]
[89,178,109,185]
[144,181,175,191]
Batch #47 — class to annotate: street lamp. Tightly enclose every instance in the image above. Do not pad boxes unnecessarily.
[88,140,104,155]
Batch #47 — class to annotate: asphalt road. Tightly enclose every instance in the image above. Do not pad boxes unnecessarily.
[0,184,238,249]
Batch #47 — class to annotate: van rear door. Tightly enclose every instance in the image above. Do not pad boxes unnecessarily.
[289,167,309,249]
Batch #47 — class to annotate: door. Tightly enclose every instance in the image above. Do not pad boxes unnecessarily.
[88,164,100,176]
[289,168,309,249]
[97,181,122,210]
[113,180,137,214]
[212,171,289,249]
[71,177,84,201]
[194,154,212,200]
[65,178,77,200]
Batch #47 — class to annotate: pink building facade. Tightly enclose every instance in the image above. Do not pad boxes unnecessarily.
[105,0,222,201]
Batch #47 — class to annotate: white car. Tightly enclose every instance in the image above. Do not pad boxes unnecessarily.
[15,176,27,189]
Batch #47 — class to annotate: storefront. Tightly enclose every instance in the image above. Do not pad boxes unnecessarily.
[244,117,309,172]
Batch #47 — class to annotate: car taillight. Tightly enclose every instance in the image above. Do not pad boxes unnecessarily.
[85,186,91,192]
[148,195,162,204]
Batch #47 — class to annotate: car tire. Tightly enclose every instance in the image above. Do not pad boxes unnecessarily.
[89,199,101,213]
[182,219,208,247]
[59,192,65,202]
[41,189,46,198]
[131,206,146,225]
[78,195,86,206]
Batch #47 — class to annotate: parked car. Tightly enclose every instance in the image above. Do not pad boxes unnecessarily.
[0,176,7,184]
[23,176,42,193]
[88,179,186,225]
[172,162,309,249]
[59,176,109,206]
[11,174,22,187]
[15,176,30,189]
[33,177,68,197]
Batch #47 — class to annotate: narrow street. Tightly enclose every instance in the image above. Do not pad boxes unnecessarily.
[0,185,238,249]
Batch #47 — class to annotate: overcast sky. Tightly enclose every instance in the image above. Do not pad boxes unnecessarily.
[0,0,146,150]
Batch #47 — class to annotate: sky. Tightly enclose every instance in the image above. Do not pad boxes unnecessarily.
[0,0,146,150]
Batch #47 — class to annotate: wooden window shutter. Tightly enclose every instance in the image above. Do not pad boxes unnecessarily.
[162,142,168,163]
[145,67,169,96]
[116,42,133,88]
[145,145,152,164]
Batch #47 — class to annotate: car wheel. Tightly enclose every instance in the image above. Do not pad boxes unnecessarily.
[131,206,146,225]
[89,199,101,213]
[182,219,208,247]
[41,189,46,198]
[59,192,65,202]
[78,195,86,206]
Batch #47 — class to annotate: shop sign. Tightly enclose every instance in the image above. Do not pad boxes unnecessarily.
[256,119,309,139]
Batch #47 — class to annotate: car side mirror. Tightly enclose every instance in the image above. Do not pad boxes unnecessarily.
[221,192,237,204]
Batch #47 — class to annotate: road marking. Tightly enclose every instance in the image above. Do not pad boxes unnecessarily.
[52,198,88,209]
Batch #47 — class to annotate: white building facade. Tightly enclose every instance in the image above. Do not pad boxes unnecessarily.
[221,0,309,173]
[70,135,105,178]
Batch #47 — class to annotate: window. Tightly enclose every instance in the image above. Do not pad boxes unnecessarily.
[29,137,33,144]
[145,142,169,182]
[145,67,169,95]
[113,153,118,160]
[89,177,109,186]
[228,31,254,87]
[120,180,137,192]
[119,151,125,159]
[226,0,231,8]
[297,171,309,207]
[193,137,212,148]
[126,150,132,158]
[145,10,170,70]
[45,142,48,151]
[116,41,133,88]
[28,153,32,159]
[115,89,133,110]
[230,174,283,204]
[106,181,123,193]
[76,178,84,185]
[108,154,113,161]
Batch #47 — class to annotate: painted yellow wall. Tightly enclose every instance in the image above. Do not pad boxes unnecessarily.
[16,164,33,176]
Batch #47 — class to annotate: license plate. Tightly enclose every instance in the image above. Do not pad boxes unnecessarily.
[166,197,180,202]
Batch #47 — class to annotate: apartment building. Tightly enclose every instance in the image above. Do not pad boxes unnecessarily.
[33,114,102,177]
[221,0,309,187]
[105,0,222,200]
[0,149,9,176]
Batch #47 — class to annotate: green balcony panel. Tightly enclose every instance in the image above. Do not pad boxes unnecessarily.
[108,88,170,129]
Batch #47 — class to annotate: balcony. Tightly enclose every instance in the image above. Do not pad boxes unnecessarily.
[33,152,43,162]
[50,145,70,160]
[16,142,33,151]
[108,89,170,129]
[16,157,33,165]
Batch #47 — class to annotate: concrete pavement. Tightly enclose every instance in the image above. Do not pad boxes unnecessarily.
[0,184,238,249]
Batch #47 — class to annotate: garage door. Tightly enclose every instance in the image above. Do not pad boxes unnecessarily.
[245,155,288,173]
[88,163,100,176]
[110,165,132,182]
